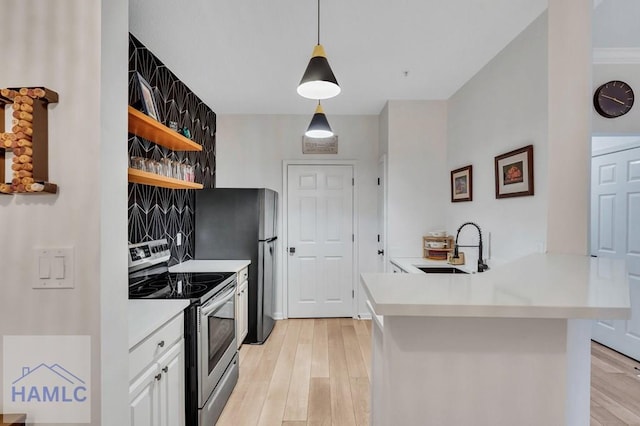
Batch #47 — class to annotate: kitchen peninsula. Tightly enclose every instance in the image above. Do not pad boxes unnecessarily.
[361,254,630,426]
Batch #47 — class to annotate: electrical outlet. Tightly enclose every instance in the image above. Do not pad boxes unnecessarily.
[177,232,182,246]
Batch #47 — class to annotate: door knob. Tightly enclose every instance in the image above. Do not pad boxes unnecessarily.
[289,247,296,256]
[377,249,384,255]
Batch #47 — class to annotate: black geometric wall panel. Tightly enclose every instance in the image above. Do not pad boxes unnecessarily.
[128,34,216,264]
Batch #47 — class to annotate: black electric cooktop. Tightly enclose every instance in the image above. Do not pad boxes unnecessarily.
[129,271,235,300]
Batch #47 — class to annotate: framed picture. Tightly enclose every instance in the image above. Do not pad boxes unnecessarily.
[494,145,534,198]
[135,71,160,121]
[451,165,472,202]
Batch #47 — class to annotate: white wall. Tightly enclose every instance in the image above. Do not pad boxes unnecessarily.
[216,114,379,317]
[0,1,129,425]
[593,0,640,48]
[592,136,640,155]
[546,1,592,256]
[385,101,448,259]
[379,103,389,157]
[100,0,130,425]
[446,13,548,267]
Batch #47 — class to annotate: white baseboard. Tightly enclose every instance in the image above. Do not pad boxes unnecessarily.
[273,313,370,320]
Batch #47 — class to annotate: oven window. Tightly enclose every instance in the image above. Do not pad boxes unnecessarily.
[208,297,235,374]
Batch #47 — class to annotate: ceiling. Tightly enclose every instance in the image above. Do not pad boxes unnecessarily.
[130,0,549,115]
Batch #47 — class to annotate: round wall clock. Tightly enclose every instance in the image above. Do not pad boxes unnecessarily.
[593,80,634,118]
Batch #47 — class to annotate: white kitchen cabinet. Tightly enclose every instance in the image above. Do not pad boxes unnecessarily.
[129,314,185,426]
[129,364,159,426]
[367,301,384,426]
[236,266,249,348]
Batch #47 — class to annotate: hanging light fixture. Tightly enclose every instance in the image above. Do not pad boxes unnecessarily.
[305,102,333,138]
[297,0,340,100]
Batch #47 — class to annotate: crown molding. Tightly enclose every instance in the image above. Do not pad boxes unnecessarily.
[593,48,640,64]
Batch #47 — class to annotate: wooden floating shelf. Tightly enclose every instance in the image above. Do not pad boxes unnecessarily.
[128,168,203,190]
[128,106,202,152]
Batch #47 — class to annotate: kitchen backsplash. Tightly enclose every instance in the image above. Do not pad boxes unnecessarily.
[128,33,216,264]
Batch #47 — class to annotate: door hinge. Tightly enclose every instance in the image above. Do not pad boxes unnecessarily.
[377,177,380,185]
[352,234,355,242]
[352,178,354,186]
[377,234,380,242]
[352,290,355,298]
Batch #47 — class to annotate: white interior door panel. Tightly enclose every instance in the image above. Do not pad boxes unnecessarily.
[287,165,354,318]
[592,147,640,361]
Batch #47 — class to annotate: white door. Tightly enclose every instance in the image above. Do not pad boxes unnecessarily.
[287,164,354,317]
[377,155,387,272]
[591,146,640,361]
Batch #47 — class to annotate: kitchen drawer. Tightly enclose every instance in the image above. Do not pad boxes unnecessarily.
[129,313,183,380]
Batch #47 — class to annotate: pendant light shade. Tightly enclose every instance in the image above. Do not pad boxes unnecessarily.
[297,0,340,100]
[305,103,333,138]
[298,45,341,99]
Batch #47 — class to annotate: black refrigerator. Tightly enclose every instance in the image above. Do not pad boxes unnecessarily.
[194,188,277,344]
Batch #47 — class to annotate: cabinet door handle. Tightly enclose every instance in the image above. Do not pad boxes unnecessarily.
[162,366,168,373]
[155,373,162,381]
[157,340,165,348]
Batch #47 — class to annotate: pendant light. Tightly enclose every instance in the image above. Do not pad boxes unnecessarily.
[305,102,333,138]
[297,0,340,100]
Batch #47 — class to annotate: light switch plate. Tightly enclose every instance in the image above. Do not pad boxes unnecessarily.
[33,247,74,289]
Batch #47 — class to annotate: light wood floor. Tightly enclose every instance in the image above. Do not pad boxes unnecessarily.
[591,341,640,425]
[218,318,640,426]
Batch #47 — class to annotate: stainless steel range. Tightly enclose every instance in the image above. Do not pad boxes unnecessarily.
[128,239,238,426]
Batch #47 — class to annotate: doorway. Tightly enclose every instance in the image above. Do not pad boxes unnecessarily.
[591,137,640,361]
[284,163,355,318]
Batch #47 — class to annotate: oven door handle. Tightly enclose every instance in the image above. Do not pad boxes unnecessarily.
[200,286,236,317]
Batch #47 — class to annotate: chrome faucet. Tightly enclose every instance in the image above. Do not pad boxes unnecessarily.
[453,222,489,273]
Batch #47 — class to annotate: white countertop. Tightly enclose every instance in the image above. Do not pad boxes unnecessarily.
[169,259,251,273]
[128,300,190,349]
[390,257,475,274]
[362,254,630,319]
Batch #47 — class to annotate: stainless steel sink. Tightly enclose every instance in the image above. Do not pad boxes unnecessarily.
[417,266,469,274]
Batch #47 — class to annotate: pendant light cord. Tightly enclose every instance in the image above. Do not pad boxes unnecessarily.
[317,0,320,45]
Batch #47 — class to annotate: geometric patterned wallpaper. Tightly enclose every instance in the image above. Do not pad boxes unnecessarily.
[128,34,216,264]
